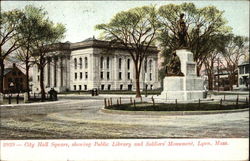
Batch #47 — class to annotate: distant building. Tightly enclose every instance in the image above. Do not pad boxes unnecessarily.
[3,63,28,93]
[237,62,249,90]
[213,68,238,91]
[32,38,160,92]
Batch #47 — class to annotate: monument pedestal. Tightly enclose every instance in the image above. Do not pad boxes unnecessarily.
[160,49,204,100]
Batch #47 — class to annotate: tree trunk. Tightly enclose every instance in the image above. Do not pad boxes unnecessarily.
[135,69,141,98]
[208,72,214,90]
[25,61,30,100]
[0,58,4,93]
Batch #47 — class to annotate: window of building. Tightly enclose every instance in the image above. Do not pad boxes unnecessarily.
[100,57,104,69]
[75,73,77,80]
[127,59,130,70]
[149,59,152,71]
[101,84,105,90]
[119,72,122,80]
[37,75,40,81]
[119,58,122,69]
[239,66,244,74]
[80,72,83,79]
[150,73,152,81]
[128,85,132,91]
[144,59,147,72]
[108,84,111,90]
[107,72,110,80]
[100,72,103,79]
[74,58,77,69]
[85,57,88,69]
[127,72,130,80]
[84,85,87,90]
[79,58,82,69]
[245,65,249,74]
[79,85,82,91]
[150,85,153,90]
[120,84,123,90]
[107,57,110,69]
[85,72,88,79]
[74,85,76,90]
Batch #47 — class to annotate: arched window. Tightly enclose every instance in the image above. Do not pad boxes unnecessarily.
[85,57,88,69]
[79,58,82,69]
[74,58,77,69]
[107,57,110,69]
[119,58,122,69]
[100,56,104,69]
[149,59,152,71]
[144,59,147,72]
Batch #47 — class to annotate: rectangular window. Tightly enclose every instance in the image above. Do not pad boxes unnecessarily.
[101,84,105,90]
[79,85,82,91]
[107,72,110,80]
[119,72,122,80]
[127,72,130,80]
[84,85,87,90]
[119,58,122,69]
[120,84,123,90]
[85,72,88,79]
[150,73,152,81]
[74,85,76,91]
[75,73,77,80]
[245,65,249,74]
[100,72,103,79]
[80,72,83,79]
[108,84,111,90]
[127,59,130,70]
[37,75,40,81]
[107,57,110,69]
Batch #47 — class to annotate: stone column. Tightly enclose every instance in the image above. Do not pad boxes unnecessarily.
[66,56,71,89]
[113,55,118,89]
[57,56,62,90]
[51,57,55,88]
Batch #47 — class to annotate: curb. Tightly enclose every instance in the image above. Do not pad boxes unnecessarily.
[100,107,249,116]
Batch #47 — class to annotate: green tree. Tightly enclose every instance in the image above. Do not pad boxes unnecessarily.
[96,6,159,97]
[158,3,231,76]
[24,6,66,101]
[220,34,249,90]
[0,9,24,93]
[14,5,42,99]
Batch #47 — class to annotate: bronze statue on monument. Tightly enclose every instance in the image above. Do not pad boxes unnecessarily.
[165,51,184,76]
[165,13,188,76]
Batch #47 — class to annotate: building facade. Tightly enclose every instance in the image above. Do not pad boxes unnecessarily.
[32,38,160,93]
[3,63,28,93]
[237,62,249,90]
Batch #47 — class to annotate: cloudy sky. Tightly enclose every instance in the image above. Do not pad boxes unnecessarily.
[2,1,249,43]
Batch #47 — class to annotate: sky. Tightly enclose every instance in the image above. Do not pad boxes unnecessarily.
[1,1,249,43]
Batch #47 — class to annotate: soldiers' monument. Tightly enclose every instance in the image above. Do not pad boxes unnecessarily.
[160,13,204,100]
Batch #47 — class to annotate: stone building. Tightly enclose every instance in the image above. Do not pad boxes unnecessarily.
[32,38,160,93]
[3,63,28,93]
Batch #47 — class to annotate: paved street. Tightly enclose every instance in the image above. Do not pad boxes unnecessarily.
[0,95,249,139]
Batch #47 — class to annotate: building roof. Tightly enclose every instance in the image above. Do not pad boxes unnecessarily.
[238,61,249,67]
[33,38,159,56]
[3,68,12,76]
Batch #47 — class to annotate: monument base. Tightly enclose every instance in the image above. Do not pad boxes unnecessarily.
[159,76,204,101]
